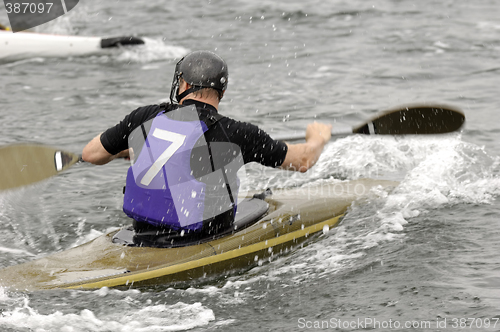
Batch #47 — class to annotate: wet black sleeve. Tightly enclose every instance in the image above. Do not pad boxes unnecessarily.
[100,105,162,155]
[219,119,288,168]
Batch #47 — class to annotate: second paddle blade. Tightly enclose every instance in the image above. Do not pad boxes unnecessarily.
[0,144,80,191]
[353,104,465,135]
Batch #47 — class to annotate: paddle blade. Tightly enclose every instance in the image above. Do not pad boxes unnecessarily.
[0,144,79,191]
[353,104,465,135]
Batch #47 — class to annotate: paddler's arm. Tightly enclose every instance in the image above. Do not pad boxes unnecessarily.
[82,133,129,165]
[280,122,332,173]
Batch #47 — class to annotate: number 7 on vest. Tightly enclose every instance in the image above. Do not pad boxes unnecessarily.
[140,128,186,186]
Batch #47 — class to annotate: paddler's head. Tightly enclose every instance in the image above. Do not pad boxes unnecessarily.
[169,50,228,106]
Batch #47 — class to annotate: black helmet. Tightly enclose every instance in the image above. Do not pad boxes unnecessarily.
[170,50,228,104]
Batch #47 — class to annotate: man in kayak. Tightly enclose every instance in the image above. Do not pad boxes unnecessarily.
[82,50,331,242]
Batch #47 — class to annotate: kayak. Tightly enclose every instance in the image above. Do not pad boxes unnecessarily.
[0,30,144,61]
[0,102,465,291]
[0,178,396,291]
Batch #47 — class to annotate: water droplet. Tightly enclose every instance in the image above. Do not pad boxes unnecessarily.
[322,225,330,234]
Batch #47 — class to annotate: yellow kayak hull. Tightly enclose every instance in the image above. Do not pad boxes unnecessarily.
[0,179,396,291]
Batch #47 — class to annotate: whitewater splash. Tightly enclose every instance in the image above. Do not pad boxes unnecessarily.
[0,287,215,332]
[359,135,500,231]
[315,134,500,238]
[114,37,188,64]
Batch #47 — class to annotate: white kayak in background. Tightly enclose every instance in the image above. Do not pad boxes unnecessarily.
[0,30,144,61]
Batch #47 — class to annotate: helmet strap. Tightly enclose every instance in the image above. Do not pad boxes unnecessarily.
[176,86,204,103]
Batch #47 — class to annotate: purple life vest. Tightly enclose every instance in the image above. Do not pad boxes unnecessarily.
[122,105,234,231]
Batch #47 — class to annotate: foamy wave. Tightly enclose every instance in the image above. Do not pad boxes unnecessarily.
[0,297,214,332]
[377,138,500,230]
[319,134,466,180]
[325,134,500,247]
[114,37,189,63]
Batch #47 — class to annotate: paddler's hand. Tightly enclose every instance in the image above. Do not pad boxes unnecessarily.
[305,122,332,145]
[281,122,332,173]
[115,148,130,161]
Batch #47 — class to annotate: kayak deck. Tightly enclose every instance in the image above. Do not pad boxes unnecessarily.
[0,179,396,291]
[0,31,144,61]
